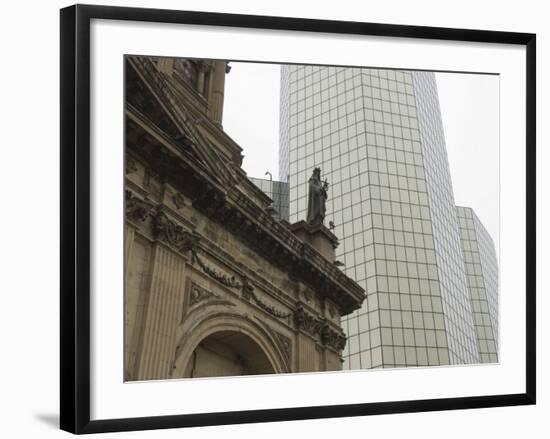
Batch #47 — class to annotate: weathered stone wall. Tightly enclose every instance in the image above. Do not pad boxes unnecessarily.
[124,155,350,381]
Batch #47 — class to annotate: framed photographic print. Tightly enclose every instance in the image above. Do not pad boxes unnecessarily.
[60,4,536,434]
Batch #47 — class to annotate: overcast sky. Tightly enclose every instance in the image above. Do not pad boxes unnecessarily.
[223,62,499,255]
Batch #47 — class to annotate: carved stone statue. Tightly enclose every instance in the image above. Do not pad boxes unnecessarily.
[306,167,328,226]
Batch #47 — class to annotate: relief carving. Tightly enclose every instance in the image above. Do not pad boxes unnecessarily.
[184,282,236,322]
[153,212,200,253]
[125,190,155,222]
[172,192,186,210]
[241,276,254,301]
[125,157,138,175]
[189,282,219,306]
[294,304,324,338]
[191,251,291,320]
[321,324,347,351]
[242,277,290,319]
[293,304,347,351]
[191,250,241,288]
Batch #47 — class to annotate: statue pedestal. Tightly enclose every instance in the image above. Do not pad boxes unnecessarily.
[289,221,339,262]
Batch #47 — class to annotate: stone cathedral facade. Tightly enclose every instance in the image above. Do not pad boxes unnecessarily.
[124,56,365,381]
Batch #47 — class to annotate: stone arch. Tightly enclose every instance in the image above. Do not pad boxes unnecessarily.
[172,312,287,378]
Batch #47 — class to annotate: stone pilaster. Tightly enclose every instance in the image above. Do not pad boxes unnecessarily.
[135,243,186,380]
[124,225,135,279]
[208,61,227,125]
[294,332,319,372]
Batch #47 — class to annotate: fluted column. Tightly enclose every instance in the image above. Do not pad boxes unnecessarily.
[294,333,319,372]
[135,243,187,380]
[124,226,136,376]
[208,61,228,125]
[124,226,135,280]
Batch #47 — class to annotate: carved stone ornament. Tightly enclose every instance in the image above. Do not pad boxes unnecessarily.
[321,324,347,351]
[243,277,291,319]
[125,190,155,222]
[250,291,290,319]
[153,212,200,253]
[183,282,236,323]
[125,157,138,175]
[294,304,324,338]
[293,304,346,350]
[196,60,213,74]
[241,276,254,301]
[191,250,241,288]
[172,192,186,210]
[189,282,219,306]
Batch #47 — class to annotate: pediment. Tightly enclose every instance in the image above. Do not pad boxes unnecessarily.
[126,56,239,191]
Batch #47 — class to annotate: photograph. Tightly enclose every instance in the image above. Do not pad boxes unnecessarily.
[124,55,500,381]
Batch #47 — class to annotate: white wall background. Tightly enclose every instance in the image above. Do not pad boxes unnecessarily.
[0,0,546,438]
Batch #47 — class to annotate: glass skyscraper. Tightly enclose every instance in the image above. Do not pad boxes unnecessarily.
[278,64,498,369]
[249,176,290,221]
[456,206,499,363]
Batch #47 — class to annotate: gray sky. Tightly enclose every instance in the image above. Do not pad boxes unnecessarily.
[223,62,499,254]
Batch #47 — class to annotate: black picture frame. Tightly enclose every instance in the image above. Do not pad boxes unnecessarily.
[60,4,536,434]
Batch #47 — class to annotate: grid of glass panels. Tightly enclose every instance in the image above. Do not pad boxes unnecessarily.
[473,211,499,351]
[279,65,290,183]
[412,73,480,364]
[456,206,499,362]
[249,177,290,221]
[282,65,456,369]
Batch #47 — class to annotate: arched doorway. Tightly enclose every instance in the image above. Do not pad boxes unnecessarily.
[183,330,276,378]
